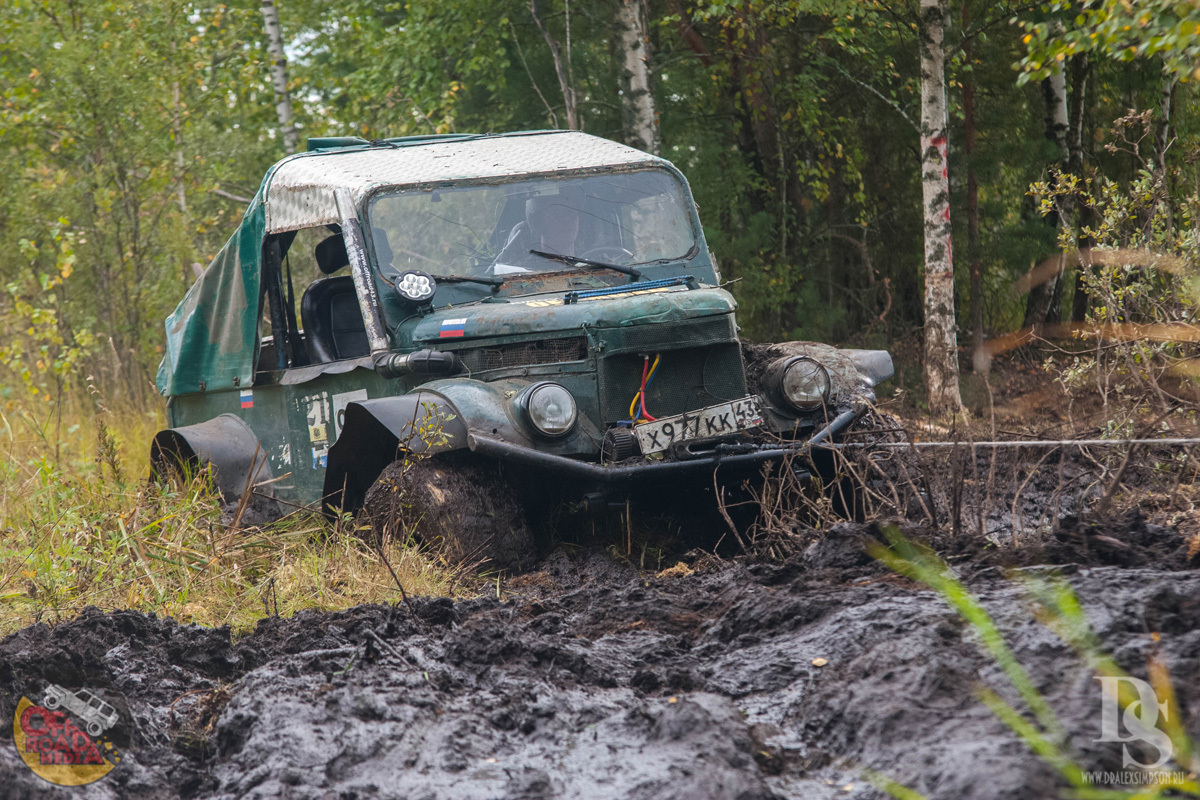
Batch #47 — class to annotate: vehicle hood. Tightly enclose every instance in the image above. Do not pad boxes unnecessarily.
[411,286,737,343]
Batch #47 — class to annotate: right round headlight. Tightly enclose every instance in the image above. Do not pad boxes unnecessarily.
[522,382,577,437]
[778,356,831,411]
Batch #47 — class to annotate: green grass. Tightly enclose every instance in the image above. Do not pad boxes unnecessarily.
[0,400,461,635]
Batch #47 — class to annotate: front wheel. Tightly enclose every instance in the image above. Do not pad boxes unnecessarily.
[362,454,535,572]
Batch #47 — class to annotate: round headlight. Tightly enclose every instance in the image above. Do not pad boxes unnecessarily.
[779,357,831,410]
[395,270,436,302]
[524,383,577,437]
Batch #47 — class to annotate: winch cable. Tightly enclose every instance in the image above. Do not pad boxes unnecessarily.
[837,436,1200,450]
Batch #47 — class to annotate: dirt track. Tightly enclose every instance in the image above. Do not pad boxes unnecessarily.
[3,514,1200,800]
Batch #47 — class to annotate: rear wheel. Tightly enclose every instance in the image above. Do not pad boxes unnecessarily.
[362,454,535,572]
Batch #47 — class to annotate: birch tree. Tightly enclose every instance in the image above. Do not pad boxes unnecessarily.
[918,0,962,412]
[1023,61,1070,326]
[261,0,299,154]
[612,0,659,153]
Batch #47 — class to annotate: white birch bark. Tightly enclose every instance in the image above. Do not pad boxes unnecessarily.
[261,0,299,155]
[918,0,961,413]
[1023,65,1070,325]
[613,0,659,153]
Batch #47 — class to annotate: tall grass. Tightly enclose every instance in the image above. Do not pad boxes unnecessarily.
[0,397,460,635]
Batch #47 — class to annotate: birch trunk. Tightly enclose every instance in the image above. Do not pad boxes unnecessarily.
[261,0,299,155]
[613,0,659,153]
[918,0,961,413]
[1024,65,1069,326]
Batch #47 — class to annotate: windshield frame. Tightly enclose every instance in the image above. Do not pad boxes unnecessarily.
[361,164,705,289]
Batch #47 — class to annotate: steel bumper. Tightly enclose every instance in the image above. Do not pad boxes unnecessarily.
[466,408,861,484]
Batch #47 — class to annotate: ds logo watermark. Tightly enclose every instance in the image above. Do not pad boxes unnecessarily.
[1095,676,1173,769]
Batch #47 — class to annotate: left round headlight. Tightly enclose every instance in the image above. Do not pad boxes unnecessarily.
[522,382,577,437]
[773,356,831,411]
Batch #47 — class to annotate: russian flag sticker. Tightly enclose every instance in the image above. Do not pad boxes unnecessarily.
[240,389,254,409]
[439,318,467,338]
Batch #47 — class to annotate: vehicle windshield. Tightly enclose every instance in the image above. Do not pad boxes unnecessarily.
[367,169,696,280]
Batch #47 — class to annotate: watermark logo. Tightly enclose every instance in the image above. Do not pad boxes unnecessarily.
[11,684,121,786]
[1094,676,1173,769]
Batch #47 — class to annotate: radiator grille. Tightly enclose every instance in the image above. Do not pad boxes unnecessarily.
[458,336,587,372]
[600,343,747,422]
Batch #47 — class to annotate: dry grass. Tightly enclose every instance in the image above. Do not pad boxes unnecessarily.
[0,398,462,635]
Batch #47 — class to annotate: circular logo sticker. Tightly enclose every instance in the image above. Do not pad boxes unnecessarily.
[12,685,121,786]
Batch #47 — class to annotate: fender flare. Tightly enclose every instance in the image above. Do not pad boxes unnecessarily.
[150,414,273,503]
[322,391,469,514]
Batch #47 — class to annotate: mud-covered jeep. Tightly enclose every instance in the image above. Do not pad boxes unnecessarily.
[152,131,892,567]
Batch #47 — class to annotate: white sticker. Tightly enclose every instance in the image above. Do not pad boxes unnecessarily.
[332,389,368,438]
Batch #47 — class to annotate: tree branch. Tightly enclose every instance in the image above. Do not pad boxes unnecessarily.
[831,63,918,134]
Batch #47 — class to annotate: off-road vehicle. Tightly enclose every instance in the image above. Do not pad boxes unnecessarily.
[152,131,893,567]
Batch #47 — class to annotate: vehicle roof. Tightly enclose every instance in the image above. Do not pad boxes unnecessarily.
[261,130,666,234]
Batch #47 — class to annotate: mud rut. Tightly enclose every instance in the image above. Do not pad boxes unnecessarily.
[5,448,1200,799]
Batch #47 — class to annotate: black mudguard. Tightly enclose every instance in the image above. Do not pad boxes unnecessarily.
[151,414,273,503]
[322,392,468,514]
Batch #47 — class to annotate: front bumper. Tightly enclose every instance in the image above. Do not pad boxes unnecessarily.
[466,407,862,485]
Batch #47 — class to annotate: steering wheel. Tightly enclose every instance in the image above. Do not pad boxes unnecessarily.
[578,246,634,263]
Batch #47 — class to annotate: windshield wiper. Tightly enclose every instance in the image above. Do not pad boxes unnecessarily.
[435,274,505,287]
[528,249,643,280]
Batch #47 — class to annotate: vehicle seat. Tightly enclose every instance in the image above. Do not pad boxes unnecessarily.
[300,275,370,363]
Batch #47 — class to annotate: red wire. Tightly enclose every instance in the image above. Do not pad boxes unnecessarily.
[640,393,657,421]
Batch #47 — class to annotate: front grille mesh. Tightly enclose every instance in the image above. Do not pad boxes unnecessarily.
[600,343,747,422]
[599,315,735,354]
[458,336,587,373]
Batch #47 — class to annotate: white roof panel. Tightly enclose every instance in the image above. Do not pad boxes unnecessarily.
[262,131,664,233]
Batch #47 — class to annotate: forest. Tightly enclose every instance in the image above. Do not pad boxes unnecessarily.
[0,0,1194,418]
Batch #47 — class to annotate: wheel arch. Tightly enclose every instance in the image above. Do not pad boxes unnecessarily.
[150,413,273,503]
[323,391,470,515]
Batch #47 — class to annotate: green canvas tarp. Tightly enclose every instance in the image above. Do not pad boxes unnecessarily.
[156,202,266,396]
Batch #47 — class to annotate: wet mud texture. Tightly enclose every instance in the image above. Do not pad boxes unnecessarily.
[4,522,1200,800]
[363,455,536,571]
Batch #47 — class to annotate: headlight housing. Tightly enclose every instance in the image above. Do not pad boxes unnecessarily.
[768,355,831,411]
[520,382,577,437]
[395,270,436,302]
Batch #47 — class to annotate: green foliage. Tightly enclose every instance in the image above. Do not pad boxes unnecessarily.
[1017,0,1200,83]
[0,0,1196,402]
[0,220,95,401]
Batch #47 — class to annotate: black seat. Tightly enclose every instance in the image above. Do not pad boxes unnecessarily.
[300,275,370,363]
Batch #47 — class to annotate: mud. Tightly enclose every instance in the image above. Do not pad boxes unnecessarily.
[363,454,536,570]
[4,513,1200,800]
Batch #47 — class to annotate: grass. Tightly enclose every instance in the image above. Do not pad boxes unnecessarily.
[0,398,462,635]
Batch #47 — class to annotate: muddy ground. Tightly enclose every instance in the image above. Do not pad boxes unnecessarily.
[3,501,1200,800]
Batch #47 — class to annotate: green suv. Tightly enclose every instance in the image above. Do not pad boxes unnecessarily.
[152,130,892,566]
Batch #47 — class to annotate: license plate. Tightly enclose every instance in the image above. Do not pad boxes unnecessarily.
[633,396,763,455]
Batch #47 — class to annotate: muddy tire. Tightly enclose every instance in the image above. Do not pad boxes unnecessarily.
[362,455,535,572]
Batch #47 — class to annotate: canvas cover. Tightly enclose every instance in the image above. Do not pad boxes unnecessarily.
[156,201,266,396]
